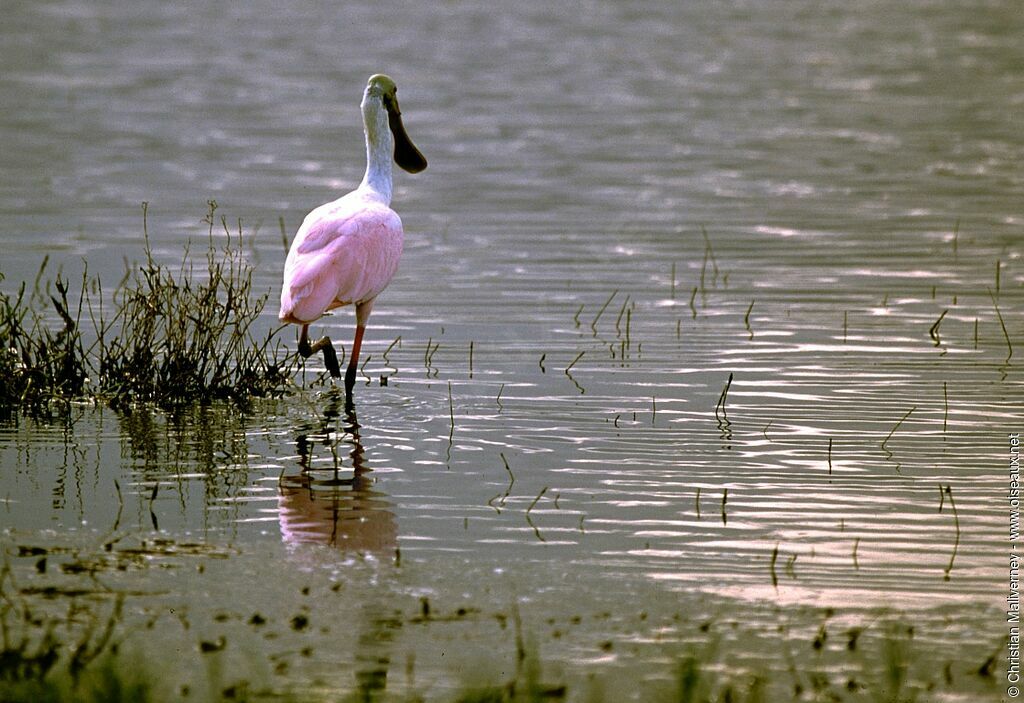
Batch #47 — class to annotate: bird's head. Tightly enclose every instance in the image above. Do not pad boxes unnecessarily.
[364,74,427,174]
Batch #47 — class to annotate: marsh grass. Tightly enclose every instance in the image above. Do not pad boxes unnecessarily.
[449,622,958,703]
[0,268,90,414]
[0,202,298,415]
[0,555,996,703]
[1,660,152,703]
[0,562,150,703]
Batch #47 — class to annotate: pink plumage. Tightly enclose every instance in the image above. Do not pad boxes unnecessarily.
[279,195,403,325]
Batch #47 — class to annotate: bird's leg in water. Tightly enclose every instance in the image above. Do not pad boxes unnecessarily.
[298,324,341,378]
[345,325,366,394]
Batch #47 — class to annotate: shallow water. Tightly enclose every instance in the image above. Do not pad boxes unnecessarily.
[1,0,1021,700]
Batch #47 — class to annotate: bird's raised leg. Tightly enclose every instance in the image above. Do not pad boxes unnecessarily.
[298,324,341,378]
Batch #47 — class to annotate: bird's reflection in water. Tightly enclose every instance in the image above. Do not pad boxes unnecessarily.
[278,392,397,554]
[279,392,401,700]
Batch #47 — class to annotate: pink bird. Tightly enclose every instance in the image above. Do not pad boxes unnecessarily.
[279,74,427,394]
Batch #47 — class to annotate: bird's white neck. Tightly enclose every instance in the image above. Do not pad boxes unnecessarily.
[358,95,393,205]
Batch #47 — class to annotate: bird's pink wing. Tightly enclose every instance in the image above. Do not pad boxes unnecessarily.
[279,204,403,324]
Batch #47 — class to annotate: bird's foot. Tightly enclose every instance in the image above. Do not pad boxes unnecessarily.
[323,344,341,378]
[298,335,341,378]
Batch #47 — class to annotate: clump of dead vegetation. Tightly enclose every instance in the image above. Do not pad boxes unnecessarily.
[0,202,297,416]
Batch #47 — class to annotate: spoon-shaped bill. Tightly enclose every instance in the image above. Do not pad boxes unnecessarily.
[385,96,427,174]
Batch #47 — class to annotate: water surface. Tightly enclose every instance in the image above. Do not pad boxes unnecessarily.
[1,1,1021,700]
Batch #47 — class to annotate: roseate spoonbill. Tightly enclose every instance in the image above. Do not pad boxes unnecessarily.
[279,74,427,394]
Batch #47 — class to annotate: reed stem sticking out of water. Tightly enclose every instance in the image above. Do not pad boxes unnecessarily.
[988,288,1013,360]
[929,309,947,346]
[881,407,916,453]
[590,290,618,334]
[939,484,960,580]
[714,373,733,423]
[565,351,585,374]
[614,296,630,337]
[942,382,949,433]
[382,335,401,381]
[447,382,455,463]
[625,307,632,349]
[565,351,585,394]
[360,354,371,384]
[699,249,709,298]
[769,544,779,587]
[424,338,440,376]
[500,453,515,507]
[527,486,548,514]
